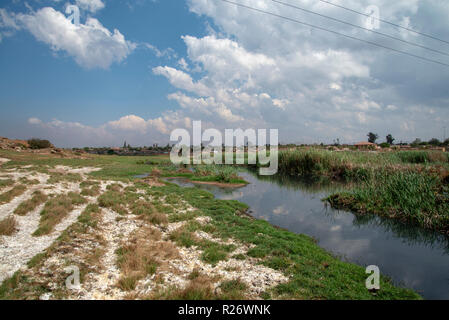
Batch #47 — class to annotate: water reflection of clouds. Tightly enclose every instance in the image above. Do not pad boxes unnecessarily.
[330,225,342,232]
[219,192,244,201]
[273,206,289,215]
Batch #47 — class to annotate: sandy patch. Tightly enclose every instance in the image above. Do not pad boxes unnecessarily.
[53,165,101,175]
[0,202,90,283]
[72,209,141,300]
[131,218,288,298]
[0,188,35,221]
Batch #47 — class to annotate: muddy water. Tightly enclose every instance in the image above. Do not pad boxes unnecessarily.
[169,171,449,299]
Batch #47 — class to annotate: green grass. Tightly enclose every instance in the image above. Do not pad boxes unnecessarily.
[0,184,27,205]
[219,279,247,299]
[33,192,87,236]
[97,188,139,215]
[277,149,449,234]
[277,149,449,181]
[162,164,249,185]
[14,191,48,216]
[147,182,420,300]
[47,173,83,184]
[80,181,101,197]
[0,179,14,188]
[0,150,423,299]
[77,204,101,228]
[327,171,449,233]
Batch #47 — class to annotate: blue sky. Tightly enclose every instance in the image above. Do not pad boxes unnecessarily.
[0,0,207,128]
[1,0,449,147]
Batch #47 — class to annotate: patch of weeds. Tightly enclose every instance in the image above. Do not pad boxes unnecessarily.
[260,291,271,300]
[0,179,14,188]
[169,228,199,248]
[98,190,128,215]
[188,268,201,280]
[154,202,174,214]
[169,211,199,223]
[14,191,48,216]
[47,173,82,184]
[33,192,87,236]
[116,229,177,291]
[130,200,153,216]
[264,256,293,272]
[0,270,52,300]
[106,183,122,192]
[201,248,227,265]
[232,253,246,261]
[0,184,27,204]
[80,183,101,197]
[118,276,139,291]
[124,186,138,193]
[0,216,17,236]
[247,247,269,258]
[197,239,235,264]
[154,276,215,300]
[219,279,247,300]
[147,212,168,225]
[0,271,26,299]
[19,177,39,185]
[77,204,101,228]
[165,194,180,205]
[27,253,47,268]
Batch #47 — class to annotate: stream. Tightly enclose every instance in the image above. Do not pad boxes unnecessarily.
[167,170,449,299]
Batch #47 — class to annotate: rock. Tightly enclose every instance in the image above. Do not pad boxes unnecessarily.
[39,293,53,300]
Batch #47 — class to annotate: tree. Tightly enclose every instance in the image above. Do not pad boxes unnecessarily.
[367,132,378,144]
[411,138,421,147]
[428,138,441,146]
[123,141,127,149]
[333,138,340,146]
[386,134,395,145]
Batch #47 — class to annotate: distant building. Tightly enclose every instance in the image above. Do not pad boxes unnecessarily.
[354,141,377,149]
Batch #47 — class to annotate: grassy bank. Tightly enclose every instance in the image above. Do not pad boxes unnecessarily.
[278,149,449,181]
[277,149,449,234]
[161,164,248,185]
[327,171,449,234]
[159,182,419,299]
[0,150,420,299]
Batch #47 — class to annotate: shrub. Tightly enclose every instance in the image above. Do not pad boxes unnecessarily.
[27,139,52,149]
[0,216,17,236]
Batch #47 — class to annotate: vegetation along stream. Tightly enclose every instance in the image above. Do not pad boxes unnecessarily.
[169,170,449,299]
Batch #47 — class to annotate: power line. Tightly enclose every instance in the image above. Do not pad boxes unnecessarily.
[318,0,449,46]
[271,0,449,57]
[219,0,449,68]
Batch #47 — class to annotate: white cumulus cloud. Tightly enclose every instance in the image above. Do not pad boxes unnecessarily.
[2,7,135,69]
[75,0,105,13]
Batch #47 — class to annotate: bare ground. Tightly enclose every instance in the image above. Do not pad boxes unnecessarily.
[0,164,288,300]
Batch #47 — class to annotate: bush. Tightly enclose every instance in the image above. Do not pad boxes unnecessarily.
[379,143,390,149]
[27,138,52,149]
